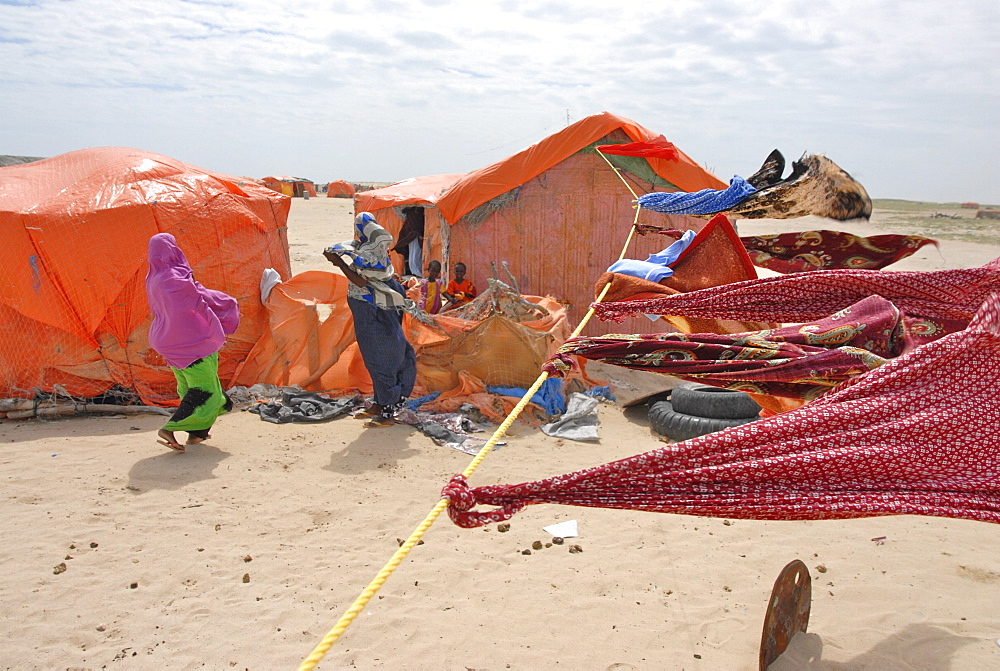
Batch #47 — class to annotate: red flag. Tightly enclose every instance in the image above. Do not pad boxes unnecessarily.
[598,135,679,161]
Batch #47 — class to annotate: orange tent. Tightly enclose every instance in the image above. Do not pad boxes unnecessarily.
[326,180,356,198]
[262,175,317,198]
[0,147,292,404]
[231,271,581,422]
[355,111,728,334]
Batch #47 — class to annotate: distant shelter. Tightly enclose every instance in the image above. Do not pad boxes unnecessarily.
[262,175,317,198]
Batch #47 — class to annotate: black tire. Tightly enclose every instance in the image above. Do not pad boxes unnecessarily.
[648,399,758,442]
[670,382,762,420]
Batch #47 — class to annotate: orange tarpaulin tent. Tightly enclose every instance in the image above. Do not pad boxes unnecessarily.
[231,272,582,421]
[326,180,356,198]
[0,147,292,404]
[355,111,729,335]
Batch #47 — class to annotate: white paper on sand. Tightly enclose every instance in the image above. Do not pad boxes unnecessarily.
[543,520,578,538]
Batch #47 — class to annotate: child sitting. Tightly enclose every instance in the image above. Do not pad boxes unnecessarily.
[443,262,478,310]
[406,260,444,314]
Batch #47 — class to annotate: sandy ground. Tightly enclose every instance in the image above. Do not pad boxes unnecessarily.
[2,197,1000,670]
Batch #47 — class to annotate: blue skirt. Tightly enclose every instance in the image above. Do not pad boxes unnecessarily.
[348,290,417,408]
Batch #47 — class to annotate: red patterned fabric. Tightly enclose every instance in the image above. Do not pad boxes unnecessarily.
[444,292,1000,527]
[543,295,904,401]
[740,231,937,272]
[593,257,1000,349]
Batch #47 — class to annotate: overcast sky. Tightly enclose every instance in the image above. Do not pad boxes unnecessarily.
[2,0,998,202]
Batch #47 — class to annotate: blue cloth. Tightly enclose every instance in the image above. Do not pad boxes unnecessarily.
[606,230,696,282]
[405,392,441,410]
[584,385,616,402]
[488,378,566,415]
[348,282,417,408]
[637,176,756,215]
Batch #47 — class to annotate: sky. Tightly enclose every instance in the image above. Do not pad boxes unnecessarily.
[2,0,998,203]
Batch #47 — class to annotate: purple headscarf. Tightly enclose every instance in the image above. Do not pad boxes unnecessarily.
[145,233,240,369]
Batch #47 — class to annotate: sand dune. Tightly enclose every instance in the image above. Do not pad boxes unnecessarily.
[1,198,999,669]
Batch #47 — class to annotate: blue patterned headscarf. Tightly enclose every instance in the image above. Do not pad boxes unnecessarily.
[333,212,394,273]
[329,212,415,312]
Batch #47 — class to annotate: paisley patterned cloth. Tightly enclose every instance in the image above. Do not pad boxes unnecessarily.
[444,291,1000,528]
[543,295,904,402]
[593,257,1000,349]
[741,231,938,273]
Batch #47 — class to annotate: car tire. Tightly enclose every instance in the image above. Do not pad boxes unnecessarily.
[669,382,762,420]
[648,398,758,442]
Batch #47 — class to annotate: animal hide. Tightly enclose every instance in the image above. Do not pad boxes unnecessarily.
[730,151,873,221]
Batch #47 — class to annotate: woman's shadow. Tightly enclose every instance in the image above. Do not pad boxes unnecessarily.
[127,443,230,492]
[323,424,420,475]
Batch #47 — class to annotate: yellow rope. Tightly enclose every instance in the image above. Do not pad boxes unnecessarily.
[299,169,642,671]
[596,148,640,201]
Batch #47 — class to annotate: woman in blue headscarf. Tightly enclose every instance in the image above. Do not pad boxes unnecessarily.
[324,212,417,427]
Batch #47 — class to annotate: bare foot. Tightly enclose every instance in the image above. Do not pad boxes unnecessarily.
[185,435,209,445]
[157,429,185,452]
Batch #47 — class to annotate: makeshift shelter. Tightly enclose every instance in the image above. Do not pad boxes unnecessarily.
[0,147,292,405]
[231,272,582,422]
[262,175,317,198]
[326,180,356,198]
[355,112,729,334]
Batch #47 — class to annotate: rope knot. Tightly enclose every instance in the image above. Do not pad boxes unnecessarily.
[441,474,476,512]
[441,474,524,528]
[541,352,576,378]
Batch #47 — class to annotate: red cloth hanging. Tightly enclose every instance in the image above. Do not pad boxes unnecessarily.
[444,292,1000,528]
[740,231,938,272]
[593,257,1000,350]
[597,135,679,161]
[543,295,904,401]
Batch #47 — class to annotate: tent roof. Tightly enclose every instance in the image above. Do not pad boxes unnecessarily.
[0,155,45,167]
[355,174,466,212]
[435,111,727,222]
[262,175,313,183]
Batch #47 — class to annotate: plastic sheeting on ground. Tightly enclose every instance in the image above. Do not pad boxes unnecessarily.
[541,393,600,442]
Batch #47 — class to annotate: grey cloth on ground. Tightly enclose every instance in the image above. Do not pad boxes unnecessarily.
[394,408,504,455]
[541,392,600,442]
[249,391,358,424]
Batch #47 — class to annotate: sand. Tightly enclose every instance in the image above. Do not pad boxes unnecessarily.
[2,198,1000,670]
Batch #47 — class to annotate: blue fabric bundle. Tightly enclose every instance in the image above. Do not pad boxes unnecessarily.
[607,230,696,282]
[584,385,616,402]
[637,176,756,215]
[405,391,441,410]
[488,377,566,416]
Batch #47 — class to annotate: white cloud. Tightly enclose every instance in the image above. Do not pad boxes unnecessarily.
[1,0,998,201]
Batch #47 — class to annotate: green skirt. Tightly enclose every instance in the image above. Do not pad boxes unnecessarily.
[163,352,228,432]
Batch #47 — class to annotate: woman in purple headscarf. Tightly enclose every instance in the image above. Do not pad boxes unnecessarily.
[146,233,240,452]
